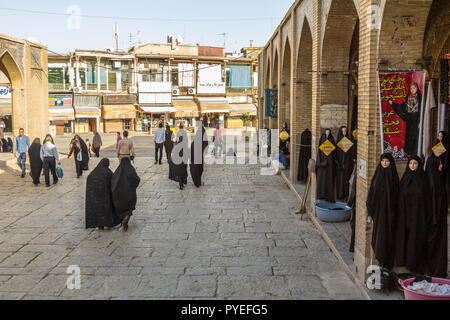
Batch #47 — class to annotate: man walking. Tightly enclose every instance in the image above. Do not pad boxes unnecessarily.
[14,128,30,178]
[116,130,135,161]
[154,122,165,165]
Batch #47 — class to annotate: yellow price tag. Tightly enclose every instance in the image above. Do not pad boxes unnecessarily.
[319,139,336,156]
[432,142,447,157]
[280,131,289,141]
[352,129,358,140]
[337,137,354,153]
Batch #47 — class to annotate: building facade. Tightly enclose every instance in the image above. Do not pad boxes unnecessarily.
[259,0,450,282]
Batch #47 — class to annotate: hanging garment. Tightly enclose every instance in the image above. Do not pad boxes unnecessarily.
[335,126,355,200]
[315,129,337,203]
[297,129,311,182]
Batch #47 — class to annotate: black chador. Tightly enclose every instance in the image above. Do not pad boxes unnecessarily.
[111,157,141,230]
[28,138,43,186]
[425,155,448,277]
[72,135,89,171]
[164,126,175,181]
[366,153,399,269]
[297,128,311,182]
[390,82,422,156]
[190,126,209,187]
[315,129,336,203]
[395,155,430,274]
[336,126,355,200]
[171,133,189,189]
[85,158,120,229]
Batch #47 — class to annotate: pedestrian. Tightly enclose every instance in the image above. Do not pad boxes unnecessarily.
[425,155,448,277]
[366,153,399,270]
[40,134,60,187]
[92,131,102,158]
[28,138,43,186]
[395,155,430,274]
[315,128,337,203]
[116,130,135,161]
[14,128,30,178]
[111,157,141,231]
[190,123,208,187]
[171,124,189,190]
[116,132,122,149]
[212,124,222,157]
[85,138,92,158]
[68,135,84,178]
[154,122,165,164]
[85,158,121,231]
[71,135,90,171]
[164,124,175,180]
[0,119,4,152]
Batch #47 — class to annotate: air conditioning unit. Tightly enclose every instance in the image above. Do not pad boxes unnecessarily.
[188,88,196,95]
[113,61,121,69]
[172,88,180,96]
[128,86,138,94]
[73,87,83,94]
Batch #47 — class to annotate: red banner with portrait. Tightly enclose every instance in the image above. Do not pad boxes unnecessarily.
[378,71,426,162]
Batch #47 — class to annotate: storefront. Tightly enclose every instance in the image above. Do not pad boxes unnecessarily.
[102,94,137,132]
[48,94,74,134]
[226,103,257,128]
[0,85,12,132]
[173,98,200,128]
[195,97,230,128]
[73,95,101,133]
[139,105,176,132]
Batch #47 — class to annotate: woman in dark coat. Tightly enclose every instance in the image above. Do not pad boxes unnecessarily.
[190,125,209,187]
[111,157,140,231]
[164,125,175,180]
[389,82,422,156]
[315,128,336,202]
[366,153,399,269]
[297,128,311,182]
[28,138,42,186]
[68,135,84,178]
[395,155,430,274]
[425,155,448,277]
[78,135,90,170]
[336,126,355,201]
[171,128,189,190]
[85,158,120,230]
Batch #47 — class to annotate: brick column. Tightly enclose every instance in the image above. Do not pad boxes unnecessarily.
[354,0,381,281]
[289,10,297,183]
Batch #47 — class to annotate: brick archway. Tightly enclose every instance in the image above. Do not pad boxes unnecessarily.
[280,39,291,130]
[270,50,279,129]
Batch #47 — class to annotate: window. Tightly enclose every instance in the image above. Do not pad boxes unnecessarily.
[48,67,70,90]
[122,119,131,130]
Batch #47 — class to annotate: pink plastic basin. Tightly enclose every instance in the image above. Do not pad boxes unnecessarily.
[399,277,450,300]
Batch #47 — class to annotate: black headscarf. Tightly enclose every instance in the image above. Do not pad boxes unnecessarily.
[111,157,141,220]
[336,126,355,200]
[28,138,42,184]
[85,158,120,229]
[190,126,209,187]
[395,155,430,273]
[366,153,399,269]
[164,125,174,154]
[74,135,89,170]
[315,128,336,202]
[425,155,448,277]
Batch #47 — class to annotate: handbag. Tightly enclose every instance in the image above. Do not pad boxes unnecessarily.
[56,166,64,179]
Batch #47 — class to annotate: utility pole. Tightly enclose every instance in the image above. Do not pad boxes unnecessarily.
[114,22,119,52]
[129,33,133,49]
[218,33,228,51]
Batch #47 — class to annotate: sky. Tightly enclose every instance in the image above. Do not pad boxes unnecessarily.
[0,0,294,54]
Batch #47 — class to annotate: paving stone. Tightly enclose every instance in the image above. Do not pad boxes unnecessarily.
[175,276,217,297]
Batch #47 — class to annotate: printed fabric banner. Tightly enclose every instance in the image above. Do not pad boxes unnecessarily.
[378,71,426,162]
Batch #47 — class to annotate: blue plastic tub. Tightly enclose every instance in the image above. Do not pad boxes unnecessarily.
[314,201,352,222]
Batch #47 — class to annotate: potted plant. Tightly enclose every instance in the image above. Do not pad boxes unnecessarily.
[240,112,251,141]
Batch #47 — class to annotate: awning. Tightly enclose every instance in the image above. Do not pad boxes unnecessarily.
[139,104,176,113]
[229,104,257,116]
[196,97,230,114]
[173,100,200,118]
[49,107,75,121]
[102,105,136,119]
[74,106,101,118]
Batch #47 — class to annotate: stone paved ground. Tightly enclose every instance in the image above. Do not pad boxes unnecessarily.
[0,136,363,299]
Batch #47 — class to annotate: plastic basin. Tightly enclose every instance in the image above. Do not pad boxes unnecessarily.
[399,278,450,300]
[314,201,351,222]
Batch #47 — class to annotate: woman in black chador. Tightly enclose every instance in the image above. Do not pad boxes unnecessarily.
[190,124,209,188]
[366,153,399,269]
[395,155,430,274]
[389,82,422,156]
[68,135,84,178]
[315,128,336,202]
[336,126,355,200]
[297,128,311,182]
[28,138,42,186]
[85,158,120,230]
[164,125,175,180]
[425,155,448,277]
[111,157,141,231]
[171,125,189,190]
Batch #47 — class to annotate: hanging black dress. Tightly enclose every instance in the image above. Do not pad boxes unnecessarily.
[425,155,448,277]
[190,127,209,187]
[170,134,189,185]
[85,158,120,229]
[111,157,141,220]
[390,83,422,156]
[336,126,355,200]
[28,138,42,185]
[297,129,311,182]
[395,155,430,274]
[366,153,399,269]
[315,129,336,202]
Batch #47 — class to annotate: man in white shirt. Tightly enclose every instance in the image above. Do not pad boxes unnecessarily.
[154,122,165,165]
